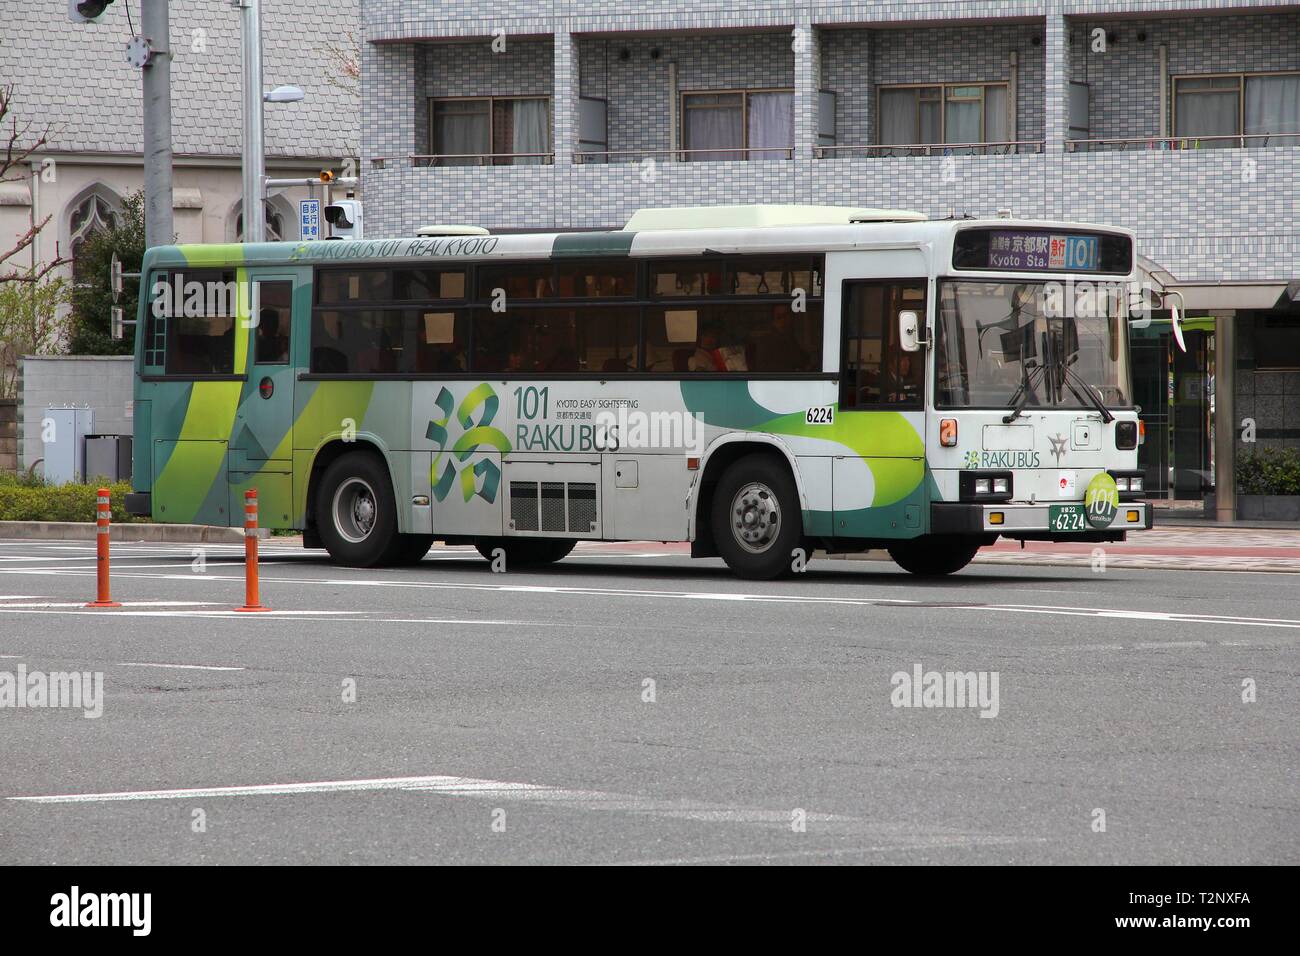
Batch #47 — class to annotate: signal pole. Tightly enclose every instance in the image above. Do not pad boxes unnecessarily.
[141,0,173,248]
[237,0,266,242]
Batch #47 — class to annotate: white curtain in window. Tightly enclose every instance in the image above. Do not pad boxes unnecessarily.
[435,109,489,165]
[945,96,981,146]
[1245,75,1300,145]
[748,92,793,159]
[686,105,743,160]
[985,86,1009,144]
[1175,91,1238,146]
[879,89,917,145]
[511,99,550,164]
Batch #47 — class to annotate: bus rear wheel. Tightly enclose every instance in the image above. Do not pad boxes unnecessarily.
[316,452,399,568]
[474,538,575,568]
[711,455,802,580]
[886,536,982,576]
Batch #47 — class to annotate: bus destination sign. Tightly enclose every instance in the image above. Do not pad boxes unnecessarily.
[988,231,1099,271]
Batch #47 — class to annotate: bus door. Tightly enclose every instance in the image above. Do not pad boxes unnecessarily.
[833,278,929,537]
[228,273,299,528]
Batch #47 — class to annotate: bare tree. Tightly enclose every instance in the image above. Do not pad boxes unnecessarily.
[0,84,68,285]
[319,31,361,96]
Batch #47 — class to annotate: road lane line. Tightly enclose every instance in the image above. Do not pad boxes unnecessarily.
[119,662,246,672]
[3,562,1299,632]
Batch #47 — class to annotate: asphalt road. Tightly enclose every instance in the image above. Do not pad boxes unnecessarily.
[0,538,1295,865]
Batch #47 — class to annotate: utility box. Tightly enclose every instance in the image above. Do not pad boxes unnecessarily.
[85,434,133,483]
[42,406,94,485]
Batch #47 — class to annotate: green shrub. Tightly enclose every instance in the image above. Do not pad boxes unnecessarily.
[0,479,143,523]
[1236,447,1300,496]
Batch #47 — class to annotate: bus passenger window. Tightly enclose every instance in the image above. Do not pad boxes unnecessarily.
[392,268,466,301]
[317,269,388,304]
[310,310,405,373]
[163,268,238,376]
[411,310,468,373]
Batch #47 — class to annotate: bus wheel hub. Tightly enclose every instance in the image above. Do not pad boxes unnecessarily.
[731,483,780,553]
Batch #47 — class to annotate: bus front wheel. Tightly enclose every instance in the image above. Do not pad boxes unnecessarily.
[886,536,982,576]
[316,452,399,568]
[711,455,802,580]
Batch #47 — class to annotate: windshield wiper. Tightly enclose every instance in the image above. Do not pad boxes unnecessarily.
[1002,364,1046,424]
[1061,361,1114,423]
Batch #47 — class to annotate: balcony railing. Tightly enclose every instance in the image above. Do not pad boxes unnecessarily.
[816,141,1045,158]
[410,152,555,167]
[1068,132,1300,151]
[574,146,794,163]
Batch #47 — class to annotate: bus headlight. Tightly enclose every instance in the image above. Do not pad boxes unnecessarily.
[1114,477,1129,492]
[961,472,1013,502]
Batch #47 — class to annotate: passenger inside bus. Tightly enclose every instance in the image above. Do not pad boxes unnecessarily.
[256,309,289,364]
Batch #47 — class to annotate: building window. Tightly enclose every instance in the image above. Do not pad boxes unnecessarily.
[878,83,1009,150]
[235,206,285,242]
[1254,316,1300,370]
[69,193,119,280]
[428,97,552,165]
[682,90,794,161]
[1174,72,1300,147]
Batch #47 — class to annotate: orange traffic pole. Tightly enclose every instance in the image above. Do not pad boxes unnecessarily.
[86,487,121,608]
[235,488,270,612]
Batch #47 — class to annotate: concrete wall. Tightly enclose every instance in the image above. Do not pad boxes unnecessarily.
[17,356,133,478]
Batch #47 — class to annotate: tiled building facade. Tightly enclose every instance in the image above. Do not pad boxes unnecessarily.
[359,0,1299,501]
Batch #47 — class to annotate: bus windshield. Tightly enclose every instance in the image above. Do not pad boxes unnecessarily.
[935,279,1131,409]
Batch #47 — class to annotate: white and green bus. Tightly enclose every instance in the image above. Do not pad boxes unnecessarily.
[126,205,1152,579]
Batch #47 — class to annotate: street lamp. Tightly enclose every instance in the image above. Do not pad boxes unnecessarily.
[264,85,304,104]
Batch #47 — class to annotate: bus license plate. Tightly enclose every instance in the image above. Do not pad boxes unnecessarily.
[1048,504,1088,532]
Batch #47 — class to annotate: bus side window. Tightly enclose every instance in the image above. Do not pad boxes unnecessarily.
[841,281,925,408]
[164,268,238,376]
[143,271,168,368]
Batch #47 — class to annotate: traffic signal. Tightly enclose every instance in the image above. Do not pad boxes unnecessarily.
[69,0,115,23]
[319,170,335,184]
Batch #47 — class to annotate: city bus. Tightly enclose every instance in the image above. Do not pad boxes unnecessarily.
[124,205,1153,579]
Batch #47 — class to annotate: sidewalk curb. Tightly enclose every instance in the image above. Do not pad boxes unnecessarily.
[0,521,265,543]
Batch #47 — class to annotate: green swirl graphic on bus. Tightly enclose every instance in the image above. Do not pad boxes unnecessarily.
[425,384,512,504]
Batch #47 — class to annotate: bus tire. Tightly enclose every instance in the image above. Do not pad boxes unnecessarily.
[389,533,434,565]
[886,536,981,576]
[315,451,399,568]
[474,538,575,568]
[711,454,802,580]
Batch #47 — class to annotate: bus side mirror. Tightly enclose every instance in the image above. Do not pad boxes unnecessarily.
[1168,297,1187,353]
[899,310,923,352]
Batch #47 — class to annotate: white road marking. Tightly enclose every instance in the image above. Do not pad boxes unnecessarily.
[119,662,246,672]
[0,600,220,609]
[1132,640,1208,649]
[9,774,480,803]
[7,771,1042,846]
[616,836,1047,866]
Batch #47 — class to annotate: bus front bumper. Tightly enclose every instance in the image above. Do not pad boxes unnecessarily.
[932,501,1152,541]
